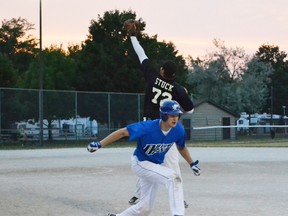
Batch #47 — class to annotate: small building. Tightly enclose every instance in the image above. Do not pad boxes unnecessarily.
[180,100,240,141]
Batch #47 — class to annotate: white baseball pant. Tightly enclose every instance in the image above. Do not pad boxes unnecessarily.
[134,144,184,199]
[117,154,185,216]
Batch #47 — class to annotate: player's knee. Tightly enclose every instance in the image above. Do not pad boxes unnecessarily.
[165,175,182,190]
[168,172,182,183]
[141,208,152,215]
[138,202,153,215]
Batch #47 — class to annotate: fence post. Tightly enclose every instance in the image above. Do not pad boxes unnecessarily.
[108,93,111,132]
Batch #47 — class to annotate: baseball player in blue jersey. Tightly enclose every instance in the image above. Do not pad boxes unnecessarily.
[127,30,194,208]
[87,100,200,216]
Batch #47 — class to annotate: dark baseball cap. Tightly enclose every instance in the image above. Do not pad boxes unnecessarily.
[161,60,177,79]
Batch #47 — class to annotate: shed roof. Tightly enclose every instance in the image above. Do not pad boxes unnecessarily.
[194,99,240,118]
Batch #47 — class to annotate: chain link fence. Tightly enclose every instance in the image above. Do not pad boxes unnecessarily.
[0,88,144,143]
[1,88,288,146]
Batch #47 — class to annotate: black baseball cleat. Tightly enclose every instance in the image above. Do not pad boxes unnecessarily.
[128,196,139,205]
[184,200,188,208]
[107,214,116,216]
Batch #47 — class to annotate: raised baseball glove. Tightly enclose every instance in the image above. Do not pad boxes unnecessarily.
[122,19,140,36]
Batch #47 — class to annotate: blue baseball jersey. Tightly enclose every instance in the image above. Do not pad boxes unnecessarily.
[126,119,186,164]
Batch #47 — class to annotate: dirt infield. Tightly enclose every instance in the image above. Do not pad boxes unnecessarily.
[0,147,287,216]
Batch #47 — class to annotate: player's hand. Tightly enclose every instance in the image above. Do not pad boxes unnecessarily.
[190,160,201,176]
[87,141,102,153]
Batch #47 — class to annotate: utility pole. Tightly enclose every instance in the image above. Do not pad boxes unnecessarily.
[39,0,44,146]
[270,86,275,139]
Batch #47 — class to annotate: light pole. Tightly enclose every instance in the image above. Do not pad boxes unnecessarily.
[270,87,275,139]
[39,0,44,146]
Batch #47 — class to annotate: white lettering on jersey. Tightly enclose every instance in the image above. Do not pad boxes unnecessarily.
[154,78,174,92]
[143,143,174,156]
[152,87,173,104]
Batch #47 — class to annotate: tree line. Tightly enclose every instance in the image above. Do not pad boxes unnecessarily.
[1,10,288,116]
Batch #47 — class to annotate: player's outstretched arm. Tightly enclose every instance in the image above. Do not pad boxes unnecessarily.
[178,146,193,164]
[130,36,148,64]
[87,128,129,153]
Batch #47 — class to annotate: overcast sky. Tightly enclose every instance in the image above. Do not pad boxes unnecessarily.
[1,0,287,58]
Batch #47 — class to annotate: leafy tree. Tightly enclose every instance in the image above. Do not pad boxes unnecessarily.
[18,46,78,140]
[188,59,221,100]
[75,10,140,92]
[0,53,17,87]
[256,44,288,115]
[188,40,272,114]
[228,57,273,114]
[19,46,78,90]
[0,17,38,86]
[206,39,249,81]
[188,39,250,101]
[75,9,188,93]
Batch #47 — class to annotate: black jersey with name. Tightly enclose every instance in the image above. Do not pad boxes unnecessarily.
[141,59,194,119]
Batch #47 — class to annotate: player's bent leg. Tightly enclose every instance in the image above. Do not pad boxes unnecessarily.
[118,180,157,216]
[129,146,183,207]
[132,156,184,215]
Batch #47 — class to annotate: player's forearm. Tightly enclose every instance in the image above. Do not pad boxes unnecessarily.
[178,147,194,165]
[99,128,129,147]
[130,36,148,63]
